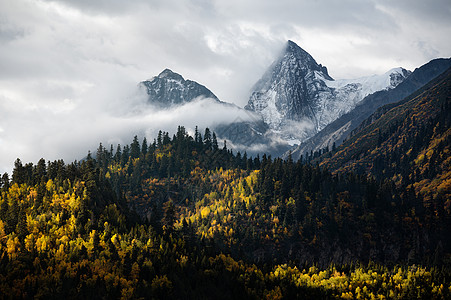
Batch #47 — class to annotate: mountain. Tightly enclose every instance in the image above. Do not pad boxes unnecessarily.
[139,68,219,106]
[289,58,451,160]
[245,40,333,142]
[246,40,410,143]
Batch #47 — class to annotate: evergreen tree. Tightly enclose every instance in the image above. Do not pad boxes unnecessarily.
[115,144,122,162]
[204,128,212,149]
[194,126,200,143]
[1,173,9,190]
[142,137,148,156]
[16,206,28,241]
[0,199,8,223]
[212,132,218,150]
[12,158,25,184]
[130,135,140,159]
[157,130,163,148]
[122,145,130,166]
[34,158,47,183]
[163,132,170,145]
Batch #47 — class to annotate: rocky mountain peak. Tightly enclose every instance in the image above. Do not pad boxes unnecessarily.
[157,68,184,81]
[245,40,336,142]
[286,40,309,57]
[284,40,333,80]
[246,40,411,145]
[387,67,412,88]
[140,69,218,107]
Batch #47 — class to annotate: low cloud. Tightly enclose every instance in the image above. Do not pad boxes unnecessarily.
[0,91,258,173]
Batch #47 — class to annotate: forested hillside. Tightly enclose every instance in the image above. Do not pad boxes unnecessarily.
[1,120,450,298]
[321,67,451,226]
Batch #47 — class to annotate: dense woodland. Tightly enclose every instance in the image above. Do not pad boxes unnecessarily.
[0,70,450,298]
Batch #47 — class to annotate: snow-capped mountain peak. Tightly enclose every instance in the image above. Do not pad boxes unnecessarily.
[284,40,333,80]
[387,67,412,88]
[156,68,185,81]
[245,40,334,141]
[246,40,411,144]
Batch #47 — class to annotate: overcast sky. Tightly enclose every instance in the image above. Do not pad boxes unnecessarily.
[1,0,450,174]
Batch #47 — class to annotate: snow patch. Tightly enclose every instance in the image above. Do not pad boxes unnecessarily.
[325,67,411,99]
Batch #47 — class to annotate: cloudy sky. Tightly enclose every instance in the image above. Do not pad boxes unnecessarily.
[1,0,450,174]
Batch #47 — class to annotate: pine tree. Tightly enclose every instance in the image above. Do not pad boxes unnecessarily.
[122,145,130,166]
[5,199,19,234]
[204,128,212,150]
[163,132,170,145]
[194,126,200,143]
[115,144,122,162]
[157,130,163,148]
[16,206,28,241]
[12,158,25,184]
[110,144,115,159]
[0,199,8,223]
[1,173,9,190]
[130,135,140,159]
[34,158,47,184]
[212,132,218,150]
[142,137,148,155]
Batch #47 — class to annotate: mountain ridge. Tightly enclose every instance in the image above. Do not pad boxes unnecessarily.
[289,58,451,160]
[320,65,451,181]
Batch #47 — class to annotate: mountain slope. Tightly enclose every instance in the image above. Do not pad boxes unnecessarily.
[290,58,451,159]
[321,65,451,202]
[246,40,410,143]
[139,68,219,106]
[2,131,450,298]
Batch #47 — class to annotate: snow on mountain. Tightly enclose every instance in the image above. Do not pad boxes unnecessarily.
[325,67,412,100]
[246,41,411,144]
[139,69,219,107]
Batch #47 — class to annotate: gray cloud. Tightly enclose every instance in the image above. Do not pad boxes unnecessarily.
[0,0,450,173]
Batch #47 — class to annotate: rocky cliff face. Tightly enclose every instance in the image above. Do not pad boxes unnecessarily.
[139,69,219,107]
